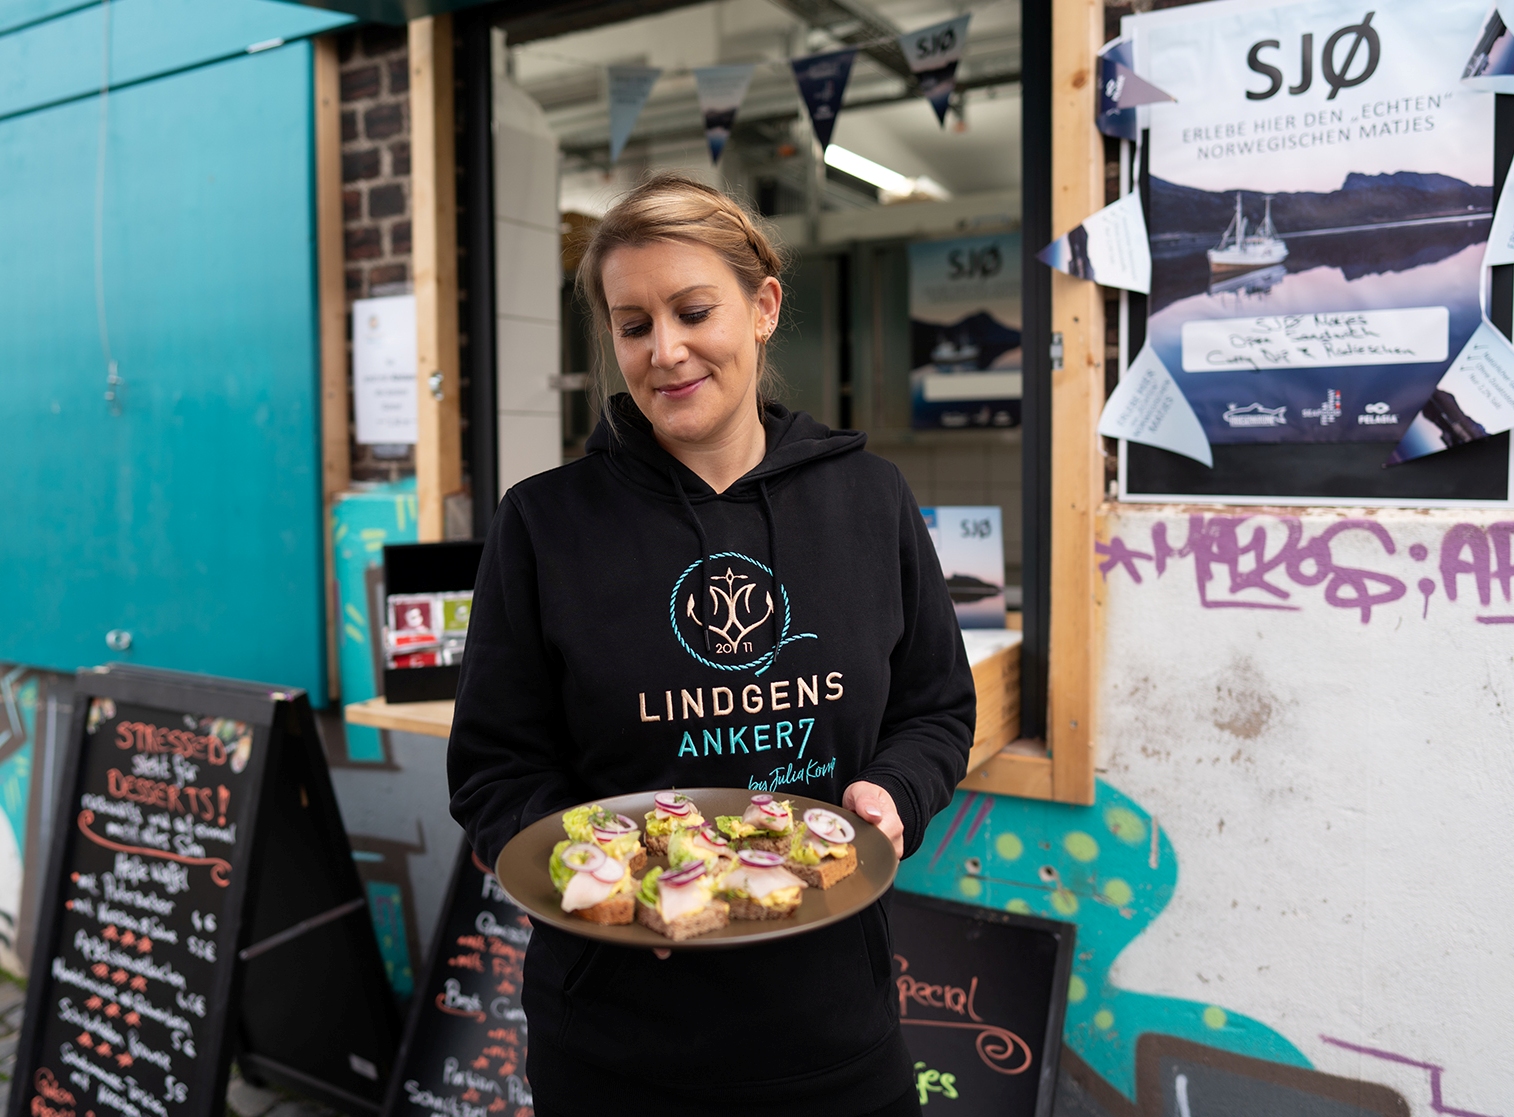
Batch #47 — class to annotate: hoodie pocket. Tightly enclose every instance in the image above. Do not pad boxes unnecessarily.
[859,897,894,992]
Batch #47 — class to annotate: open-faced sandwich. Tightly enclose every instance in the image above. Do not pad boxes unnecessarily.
[549,841,636,924]
[667,824,737,874]
[643,791,704,856]
[563,804,647,871]
[635,861,729,941]
[785,808,858,889]
[715,793,795,853]
[719,848,807,920]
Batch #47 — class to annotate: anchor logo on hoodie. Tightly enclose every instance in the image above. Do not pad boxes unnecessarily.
[670,551,817,676]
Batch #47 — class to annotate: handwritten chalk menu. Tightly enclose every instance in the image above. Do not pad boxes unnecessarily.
[382,843,533,1117]
[10,666,401,1117]
[891,892,1075,1117]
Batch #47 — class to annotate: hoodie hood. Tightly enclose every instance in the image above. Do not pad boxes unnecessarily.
[584,392,867,500]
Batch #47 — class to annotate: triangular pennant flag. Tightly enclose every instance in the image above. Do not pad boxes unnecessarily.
[1387,319,1514,463]
[607,66,661,163]
[1486,164,1514,266]
[693,65,756,164]
[791,48,857,151]
[1097,39,1174,139]
[1036,191,1151,293]
[1098,344,1213,466]
[898,14,971,125]
[1462,3,1514,92]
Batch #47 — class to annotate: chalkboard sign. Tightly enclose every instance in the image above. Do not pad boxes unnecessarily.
[891,891,1075,1117]
[9,665,401,1117]
[382,842,534,1117]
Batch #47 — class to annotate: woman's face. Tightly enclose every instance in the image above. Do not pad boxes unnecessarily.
[601,239,780,450]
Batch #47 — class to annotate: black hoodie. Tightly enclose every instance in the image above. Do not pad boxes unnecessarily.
[448,395,975,1116]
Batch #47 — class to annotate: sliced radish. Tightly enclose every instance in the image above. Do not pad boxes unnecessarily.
[803,809,855,845]
[589,857,626,885]
[561,843,606,873]
[697,827,729,847]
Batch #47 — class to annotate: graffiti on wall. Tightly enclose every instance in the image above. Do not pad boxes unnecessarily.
[897,783,1424,1115]
[1096,515,1514,625]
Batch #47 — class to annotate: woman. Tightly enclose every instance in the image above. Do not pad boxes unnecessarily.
[448,173,974,1117]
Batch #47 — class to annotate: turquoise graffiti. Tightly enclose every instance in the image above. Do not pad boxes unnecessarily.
[896,780,1309,1100]
[331,479,419,763]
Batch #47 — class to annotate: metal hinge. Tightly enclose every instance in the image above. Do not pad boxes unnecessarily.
[1050,332,1064,371]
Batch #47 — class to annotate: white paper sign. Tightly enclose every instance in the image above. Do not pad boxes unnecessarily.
[1099,344,1213,466]
[1180,306,1449,373]
[353,294,417,445]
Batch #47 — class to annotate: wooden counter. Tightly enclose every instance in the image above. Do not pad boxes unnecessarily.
[345,629,1042,796]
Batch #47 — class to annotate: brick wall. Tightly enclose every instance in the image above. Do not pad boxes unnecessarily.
[338,26,414,481]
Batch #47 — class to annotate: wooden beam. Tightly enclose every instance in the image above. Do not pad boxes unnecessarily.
[410,14,463,543]
[314,37,348,705]
[1045,0,1103,806]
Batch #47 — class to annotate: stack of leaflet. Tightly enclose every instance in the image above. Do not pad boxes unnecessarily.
[385,591,472,669]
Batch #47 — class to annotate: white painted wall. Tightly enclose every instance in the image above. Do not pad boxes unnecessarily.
[1096,504,1514,1115]
[492,30,561,492]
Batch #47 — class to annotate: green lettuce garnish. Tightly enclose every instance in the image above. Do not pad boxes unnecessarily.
[548,840,575,892]
[787,826,821,865]
[638,866,663,906]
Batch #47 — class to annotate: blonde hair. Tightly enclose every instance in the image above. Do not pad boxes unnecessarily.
[574,172,786,424]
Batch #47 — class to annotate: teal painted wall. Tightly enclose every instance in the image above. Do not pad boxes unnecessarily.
[0,1,351,699]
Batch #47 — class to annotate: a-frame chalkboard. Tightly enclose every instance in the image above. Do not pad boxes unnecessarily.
[381,841,533,1117]
[9,665,401,1117]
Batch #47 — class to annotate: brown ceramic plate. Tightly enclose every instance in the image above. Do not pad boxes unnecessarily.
[494,788,898,950]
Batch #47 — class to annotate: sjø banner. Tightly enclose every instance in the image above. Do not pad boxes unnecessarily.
[791,48,857,150]
[898,14,971,125]
[693,65,756,164]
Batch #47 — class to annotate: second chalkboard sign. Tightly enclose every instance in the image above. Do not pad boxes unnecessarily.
[9,665,401,1117]
[382,842,534,1117]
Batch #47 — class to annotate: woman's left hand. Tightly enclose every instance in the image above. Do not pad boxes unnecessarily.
[842,781,904,860]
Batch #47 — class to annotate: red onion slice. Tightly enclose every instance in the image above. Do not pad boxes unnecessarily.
[749,794,774,806]
[737,849,785,869]
[659,861,708,888]
[561,843,606,873]
[803,809,855,844]
[654,792,692,815]
[591,813,639,842]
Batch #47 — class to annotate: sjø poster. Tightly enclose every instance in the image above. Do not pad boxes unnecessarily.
[1129,0,1494,445]
[908,234,1023,430]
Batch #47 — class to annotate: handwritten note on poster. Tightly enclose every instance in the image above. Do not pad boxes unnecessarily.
[1181,307,1449,373]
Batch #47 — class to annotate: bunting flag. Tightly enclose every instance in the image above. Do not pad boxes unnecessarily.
[1097,38,1174,139]
[1461,1,1514,92]
[791,48,857,150]
[1386,319,1514,464]
[1098,344,1213,466]
[1036,190,1151,293]
[693,65,756,164]
[898,14,971,125]
[607,65,661,163]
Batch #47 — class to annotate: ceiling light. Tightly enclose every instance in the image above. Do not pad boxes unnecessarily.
[824,145,952,202]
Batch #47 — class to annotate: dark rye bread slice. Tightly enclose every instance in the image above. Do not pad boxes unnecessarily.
[786,845,857,889]
[645,832,671,857]
[636,897,730,941]
[725,894,800,920]
[627,845,648,873]
[739,831,794,854]
[571,891,635,925]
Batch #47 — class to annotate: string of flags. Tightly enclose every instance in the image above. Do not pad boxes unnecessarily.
[601,14,977,166]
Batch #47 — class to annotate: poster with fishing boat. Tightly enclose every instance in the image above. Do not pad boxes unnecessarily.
[1127,0,1495,444]
[908,233,1023,430]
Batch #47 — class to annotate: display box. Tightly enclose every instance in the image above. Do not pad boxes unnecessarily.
[381,541,483,703]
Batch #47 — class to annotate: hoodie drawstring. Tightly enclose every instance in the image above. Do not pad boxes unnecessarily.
[669,468,784,670]
[758,480,782,662]
[669,467,714,651]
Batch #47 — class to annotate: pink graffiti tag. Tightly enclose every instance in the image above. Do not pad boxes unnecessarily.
[1319,1035,1502,1117]
[1098,515,1406,622]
